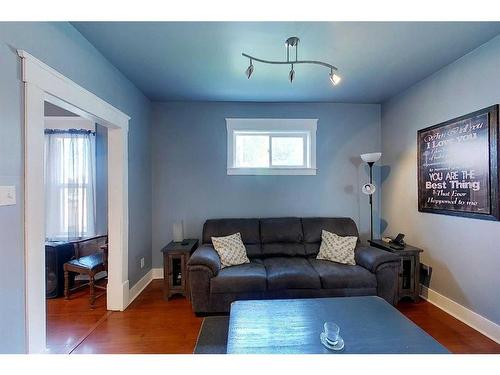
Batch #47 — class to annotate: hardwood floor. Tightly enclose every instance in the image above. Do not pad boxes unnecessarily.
[46,279,109,354]
[71,280,202,354]
[47,279,499,354]
[397,299,500,354]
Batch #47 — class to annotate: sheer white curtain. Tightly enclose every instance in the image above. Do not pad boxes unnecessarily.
[44,129,96,241]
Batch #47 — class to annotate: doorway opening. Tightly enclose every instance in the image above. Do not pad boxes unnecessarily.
[43,102,110,353]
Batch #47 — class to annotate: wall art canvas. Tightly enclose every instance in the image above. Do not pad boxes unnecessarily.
[417,105,499,221]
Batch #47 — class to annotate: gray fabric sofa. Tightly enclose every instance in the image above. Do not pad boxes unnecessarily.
[188,217,399,315]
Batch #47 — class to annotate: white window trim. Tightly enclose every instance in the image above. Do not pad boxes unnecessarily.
[226,118,317,175]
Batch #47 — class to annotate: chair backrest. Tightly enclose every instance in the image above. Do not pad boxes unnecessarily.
[73,235,108,259]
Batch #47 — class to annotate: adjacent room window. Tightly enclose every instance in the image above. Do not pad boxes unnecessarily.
[226,118,317,175]
[44,129,96,240]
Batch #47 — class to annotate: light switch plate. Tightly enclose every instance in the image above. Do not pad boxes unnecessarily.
[0,186,16,206]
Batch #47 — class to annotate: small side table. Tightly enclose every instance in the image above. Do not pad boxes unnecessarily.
[161,239,199,301]
[368,239,423,302]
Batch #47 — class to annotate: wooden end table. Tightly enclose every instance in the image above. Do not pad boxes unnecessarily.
[368,239,423,302]
[161,239,198,300]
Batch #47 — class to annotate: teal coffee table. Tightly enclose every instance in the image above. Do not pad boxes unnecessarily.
[227,296,449,354]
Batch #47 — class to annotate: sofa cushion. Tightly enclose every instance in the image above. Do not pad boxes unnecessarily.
[260,218,305,257]
[261,243,306,257]
[263,257,321,290]
[210,261,267,294]
[243,244,262,259]
[203,219,261,258]
[260,217,303,243]
[302,217,360,243]
[302,217,360,257]
[304,243,320,257]
[203,218,260,244]
[308,259,376,289]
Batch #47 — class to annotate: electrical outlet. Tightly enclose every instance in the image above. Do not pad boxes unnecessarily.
[0,186,16,206]
[140,257,145,269]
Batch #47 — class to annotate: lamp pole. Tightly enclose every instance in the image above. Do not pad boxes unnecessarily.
[368,161,374,241]
[360,152,381,243]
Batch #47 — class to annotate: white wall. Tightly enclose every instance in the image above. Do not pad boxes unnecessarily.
[381,35,500,325]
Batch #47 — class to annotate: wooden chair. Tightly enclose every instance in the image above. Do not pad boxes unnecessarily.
[63,236,108,308]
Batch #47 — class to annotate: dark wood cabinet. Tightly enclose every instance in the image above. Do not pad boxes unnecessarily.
[45,241,75,298]
[369,240,423,302]
[161,239,198,300]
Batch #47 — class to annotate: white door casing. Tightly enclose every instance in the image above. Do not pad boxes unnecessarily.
[19,50,130,353]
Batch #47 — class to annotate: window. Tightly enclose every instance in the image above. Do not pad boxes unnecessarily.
[45,129,96,240]
[226,118,317,175]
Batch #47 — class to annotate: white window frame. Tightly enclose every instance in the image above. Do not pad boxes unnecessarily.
[226,118,317,175]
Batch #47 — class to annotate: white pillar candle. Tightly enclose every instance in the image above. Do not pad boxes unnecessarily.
[172,221,184,242]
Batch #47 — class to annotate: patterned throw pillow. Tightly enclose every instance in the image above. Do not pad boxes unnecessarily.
[211,232,250,269]
[316,230,357,265]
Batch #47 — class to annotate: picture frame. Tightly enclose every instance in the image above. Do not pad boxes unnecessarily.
[417,105,499,221]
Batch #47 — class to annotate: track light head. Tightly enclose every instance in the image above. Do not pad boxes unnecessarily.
[285,36,300,47]
[329,70,341,86]
[289,64,295,83]
[245,61,254,79]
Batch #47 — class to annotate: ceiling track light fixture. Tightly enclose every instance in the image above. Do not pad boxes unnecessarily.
[242,36,341,86]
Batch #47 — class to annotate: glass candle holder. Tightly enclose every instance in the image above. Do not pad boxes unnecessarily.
[323,322,340,345]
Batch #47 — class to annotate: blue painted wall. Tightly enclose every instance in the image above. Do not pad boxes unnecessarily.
[381,35,500,325]
[95,124,108,236]
[151,102,381,267]
[0,22,152,353]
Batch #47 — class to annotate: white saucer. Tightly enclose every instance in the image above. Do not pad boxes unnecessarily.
[320,332,345,351]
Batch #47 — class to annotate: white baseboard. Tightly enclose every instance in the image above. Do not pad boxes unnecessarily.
[420,285,500,344]
[127,269,154,307]
[152,267,164,279]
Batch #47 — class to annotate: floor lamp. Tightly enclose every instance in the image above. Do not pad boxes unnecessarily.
[360,152,382,241]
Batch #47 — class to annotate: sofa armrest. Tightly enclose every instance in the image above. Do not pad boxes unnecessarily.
[356,246,400,305]
[355,246,399,273]
[188,245,221,277]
